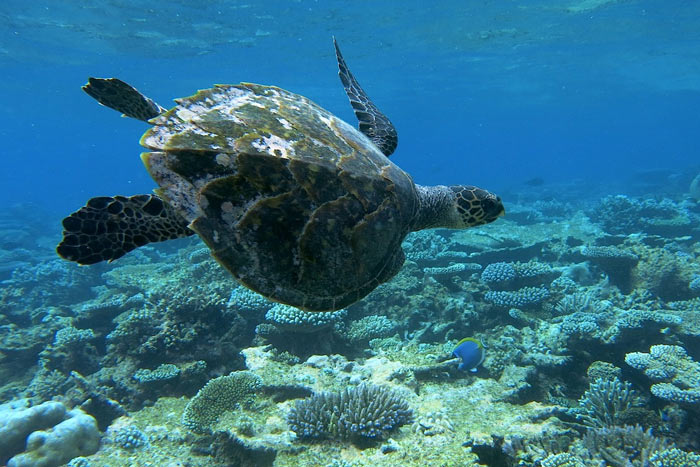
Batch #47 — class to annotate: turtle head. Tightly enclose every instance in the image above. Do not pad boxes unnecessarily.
[449,185,505,228]
[412,184,504,231]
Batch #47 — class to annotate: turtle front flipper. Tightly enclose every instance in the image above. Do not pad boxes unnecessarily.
[57,194,194,265]
[82,78,166,122]
[333,38,398,157]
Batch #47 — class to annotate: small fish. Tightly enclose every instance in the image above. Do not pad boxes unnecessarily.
[524,177,545,187]
[452,337,485,372]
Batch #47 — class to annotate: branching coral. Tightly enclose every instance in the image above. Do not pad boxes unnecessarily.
[182,371,262,433]
[582,424,668,467]
[287,383,412,443]
[575,378,644,428]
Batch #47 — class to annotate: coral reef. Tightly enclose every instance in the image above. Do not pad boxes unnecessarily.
[540,453,586,467]
[575,378,645,428]
[111,424,149,450]
[264,304,346,333]
[0,399,100,467]
[625,345,700,405]
[581,424,668,467]
[182,371,263,433]
[287,383,413,443]
[485,286,550,308]
[343,315,398,344]
[580,245,639,292]
[1,183,699,466]
[592,195,694,237]
[650,447,700,466]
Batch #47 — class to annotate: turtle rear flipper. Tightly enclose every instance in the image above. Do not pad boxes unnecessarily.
[83,78,166,121]
[333,38,398,157]
[57,194,194,265]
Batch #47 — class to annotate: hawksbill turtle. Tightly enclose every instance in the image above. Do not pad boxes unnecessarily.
[57,39,505,311]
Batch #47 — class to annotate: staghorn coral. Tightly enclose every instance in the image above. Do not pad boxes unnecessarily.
[582,424,668,467]
[554,291,607,316]
[182,371,262,434]
[575,378,644,428]
[625,345,700,405]
[287,383,412,443]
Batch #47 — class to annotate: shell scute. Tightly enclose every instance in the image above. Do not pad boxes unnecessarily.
[142,83,417,310]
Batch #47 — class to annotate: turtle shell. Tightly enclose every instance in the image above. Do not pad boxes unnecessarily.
[140,83,418,311]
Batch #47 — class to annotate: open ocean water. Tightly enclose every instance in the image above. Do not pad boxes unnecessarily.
[1,1,699,466]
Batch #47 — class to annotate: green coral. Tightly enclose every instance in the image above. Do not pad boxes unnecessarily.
[182,370,262,433]
[625,345,700,404]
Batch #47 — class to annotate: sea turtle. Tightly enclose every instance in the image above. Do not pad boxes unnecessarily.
[57,39,505,311]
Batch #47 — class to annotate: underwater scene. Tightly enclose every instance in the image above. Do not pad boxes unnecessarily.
[1,1,700,466]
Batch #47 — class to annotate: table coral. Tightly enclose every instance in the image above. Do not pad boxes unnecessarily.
[265,304,346,333]
[580,245,638,293]
[625,345,700,405]
[650,447,700,467]
[485,286,550,308]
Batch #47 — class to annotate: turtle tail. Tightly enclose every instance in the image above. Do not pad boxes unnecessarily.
[82,77,166,121]
[57,194,194,265]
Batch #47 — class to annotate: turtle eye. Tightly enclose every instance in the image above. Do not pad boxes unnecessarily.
[480,195,505,221]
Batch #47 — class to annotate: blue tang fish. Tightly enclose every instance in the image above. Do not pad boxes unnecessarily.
[452,337,485,372]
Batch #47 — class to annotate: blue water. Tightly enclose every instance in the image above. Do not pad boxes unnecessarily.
[3,2,700,464]
[2,0,699,216]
